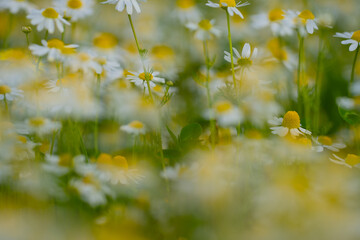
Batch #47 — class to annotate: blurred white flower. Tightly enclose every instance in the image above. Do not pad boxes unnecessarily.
[312,136,346,152]
[27,7,70,34]
[186,19,221,41]
[29,39,78,62]
[0,0,35,14]
[54,0,94,21]
[330,154,360,168]
[334,31,360,52]
[224,43,258,71]
[206,0,249,18]
[120,120,146,135]
[101,0,146,15]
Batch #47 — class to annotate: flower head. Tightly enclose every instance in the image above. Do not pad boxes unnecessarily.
[27,7,70,33]
[269,111,311,138]
[101,0,146,15]
[206,0,249,18]
[334,30,360,52]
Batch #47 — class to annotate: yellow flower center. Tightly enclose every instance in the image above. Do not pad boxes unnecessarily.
[282,111,300,129]
[0,49,27,61]
[297,137,312,148]
[151,45,174,60]
[318,136,332,146]
[268,39,288,61]
[93,33,118,49]
[42,8,59,19]
[67,0,83,9]
[215,101,233,113]
[17,135,27,143]
[29,117,46,127]
[129,121,144,129]
[345,154,360,167]
[351,30,360,42]
[298,10,315,20]
[268,8,285,22]
[198,19,212,31]
[47,39,65,49]
[78,53,91,61]
[176,0,195,9]
[61,47,76,55]
[58,154,73,167]
[237,58,253,67]
[97,153,113,165]
[113,156,128,170]
[139,72,154,81]
[0,85,11,94]
[153,85,163,93]
[219,0,236,7]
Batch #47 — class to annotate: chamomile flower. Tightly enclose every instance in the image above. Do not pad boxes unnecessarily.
[209,100,243,127]
[66,52,102,75]
[29,39,78,62]
[175,0,201,23]
[96,154,143,185]
[21,117,61,136]
[286,10,318,35]
[334,31,360,52]
[269,111,311,138]
[101,0,146,15]
[206,0,249,18]
[54,0,94,22]
[186,19,221,41]
[312,136,346,152]
[27,7,70,34]
[0,0,35,14]
[120,120,146,135]
[127,70,165,89]
[251,8,294,36]
[330,154,360,168]
[224,43,258,70]
[0,84,23,101]
[43,154,81,175]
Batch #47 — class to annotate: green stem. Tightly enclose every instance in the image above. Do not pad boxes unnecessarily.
[94,74,101,156]
[297,33,304,116]
[50,130,57,155]
[2,14,14,48]
[44,30,49,41]
[203,41,216,147]
[350,47,360,87]
[3,94,9,117]
[226,11,237,88]
[127,14,154,103]
[25,33,30,47]
[314,33,325,134]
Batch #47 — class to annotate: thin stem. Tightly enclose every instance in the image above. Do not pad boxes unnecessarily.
[3,94,9,117]
[314,33,325,134]
[25,33,30,47]
[203,41,216,147]
[50,130,57,155]
[94,74,101,156]
[297,33,304,116]
[61,25,66,41]
[350,47,360,86]
[2,14,14,48]
[226,11,237,88]
[44,30,49,41]
[127,14,154,103]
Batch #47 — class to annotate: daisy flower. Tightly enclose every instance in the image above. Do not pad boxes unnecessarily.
[224,43,258,70]
[101,0,146,15]
[330,154,360,168]
[96,154,143,185]
[186,19,221,41]
[269,111,311,138]
[175,0,201,23]
[0,84,23,101]
[334,31,360,52]
[66,52,102,75]
[127,70,165,89]
[0,0,35,14]
[206,0,249,18]
[54,0,94,22]
[27,7,70,34]
[286,10,318,35]
[251,8,295,36]
[29,39,78,62]
[21,117,61,136]
[312,136,346,152]
[210,100,243,127]
[43,154,82,176]
[120,120,146,135]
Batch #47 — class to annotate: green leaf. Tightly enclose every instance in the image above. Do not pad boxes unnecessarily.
[179,123,202,143]
[166,125,178,145]
[338,107,360,125]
